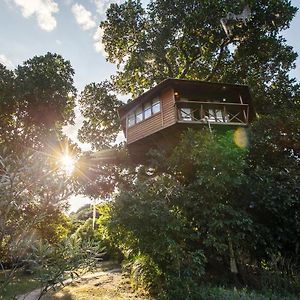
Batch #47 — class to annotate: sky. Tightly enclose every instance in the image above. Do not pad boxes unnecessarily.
[1,0,300,212]
[1,0,299,91]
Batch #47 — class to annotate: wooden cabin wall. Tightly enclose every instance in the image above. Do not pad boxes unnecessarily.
[127,88,176,144]
[161,88,176,127]
[127,113,162,144]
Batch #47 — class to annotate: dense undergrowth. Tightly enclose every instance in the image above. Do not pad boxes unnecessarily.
[97,123,300,299]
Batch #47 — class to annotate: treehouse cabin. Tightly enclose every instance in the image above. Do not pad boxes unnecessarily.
[118,79,254,161]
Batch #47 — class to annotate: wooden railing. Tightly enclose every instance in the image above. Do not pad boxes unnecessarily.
[176,100,249,125]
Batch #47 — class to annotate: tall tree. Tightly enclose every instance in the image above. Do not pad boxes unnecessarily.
[0,52,76,150]
[0,64,15,144]
[78,81,123,150]
[101,0,299,112]
[0,53,78,264]
[0,147,74,261]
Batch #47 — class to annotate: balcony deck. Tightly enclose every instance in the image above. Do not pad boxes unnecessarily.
[176,100,249,126]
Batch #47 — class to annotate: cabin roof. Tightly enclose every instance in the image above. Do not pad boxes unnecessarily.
[118,78,252,120]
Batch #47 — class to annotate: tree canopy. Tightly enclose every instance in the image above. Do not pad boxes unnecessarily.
[0,52,76,150]
[101,0,299,112]
[0,53,78,268]
[78,81,123,150]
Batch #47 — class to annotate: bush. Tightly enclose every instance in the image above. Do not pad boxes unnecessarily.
[98,127,300,298]
[23,237,104,299]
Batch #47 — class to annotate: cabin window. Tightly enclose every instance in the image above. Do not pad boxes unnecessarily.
[136,107,143,123]
[127,98,161,128]
[144,102,152,119]
[152,98,160,114]
[128,113,135,127]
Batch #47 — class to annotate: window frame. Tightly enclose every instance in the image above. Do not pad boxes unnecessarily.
[151,98,161,115]
[144,102,152,120]
[127,97,161,128]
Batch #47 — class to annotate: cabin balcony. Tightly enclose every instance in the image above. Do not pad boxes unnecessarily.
[176,100,250,126]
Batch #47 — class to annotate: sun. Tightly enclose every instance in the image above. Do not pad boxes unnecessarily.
[60,154,75,175]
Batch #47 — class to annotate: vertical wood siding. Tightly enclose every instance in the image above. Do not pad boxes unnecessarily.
[161,88,176,127]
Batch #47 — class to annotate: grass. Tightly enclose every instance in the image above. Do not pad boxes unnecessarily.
[0,269,40,300]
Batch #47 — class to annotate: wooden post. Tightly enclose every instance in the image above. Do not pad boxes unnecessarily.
[200,104,203,120]
[246,105,249,124]
[240,95,247,122]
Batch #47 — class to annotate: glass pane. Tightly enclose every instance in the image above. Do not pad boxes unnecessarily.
[144,108,152,119]
[181,108,192,120]
[208,109,216,121]
[136,107,143,123]
[144,102,152,119]
[152,99,160,114]
[215,109,223,121]
[128,113,135,127]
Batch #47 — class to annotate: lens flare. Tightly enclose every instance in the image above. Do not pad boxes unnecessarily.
[60,154,75,175]
[233,127,249,148]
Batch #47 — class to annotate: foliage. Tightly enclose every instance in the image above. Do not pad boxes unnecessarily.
[259,253,300,295]
[128,255,163,292]
[101,0,299,113]
[0,146,74,265]
[0,269,39,300]
[97,123,300,297]
[0,53,80,275]
[195,286,299,300]
[34,208,71,245]
[99,130,256,298]
[72,218,99,242]
[14,53,76,126]
[74,147,133,199]
[158,129,254,260]
[0,65,15,145]
[23,237,104,300]
[78,81,123,150]
[0,53,76,150]
[70,204,95,223]
[240,109,300,257]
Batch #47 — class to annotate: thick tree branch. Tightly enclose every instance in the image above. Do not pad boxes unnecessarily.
[178,46,203,79]
[178,46,192,78]
[205,39,231,81]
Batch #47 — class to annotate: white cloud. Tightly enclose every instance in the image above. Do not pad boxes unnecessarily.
[12,0,59,31]
[93,27,107,57]
[71,3,96,30]
[62,0,73,5]
[0,54,15,70]
[93,0,123,16]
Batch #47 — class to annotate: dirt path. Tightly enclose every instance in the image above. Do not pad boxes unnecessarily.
[17,268,152,300]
